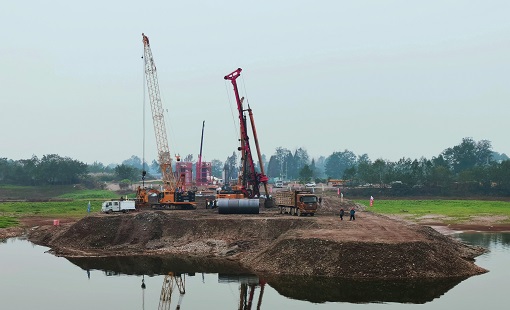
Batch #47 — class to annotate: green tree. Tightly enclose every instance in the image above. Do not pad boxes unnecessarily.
[343,166,357,181]
[310,159,317,180]
[492,152,509,162]
[491,160,510,193]
[442,138,493,173]
[356,154,372,184]
[372,159,389,185]
[325,150,356,179]
[299,164,313,183]
[267,147,292,179]
[114,164,139,181]
[18,156,40,185]
[211,159,223,178]
[38,154,87,185]
[88,161,108,173]
[429,166,453,187]
[122,155,144,170]
[150,160,160,175]
[224,152,238,184]
[314,156,326,179]
[293,148,310,177]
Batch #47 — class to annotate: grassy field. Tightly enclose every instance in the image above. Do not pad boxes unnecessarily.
[0,185,119,201]
[2,185,510,229]
[357,199,510,223]
[0,186,117,229]
[0,200,102,217]
[0,216,19,229]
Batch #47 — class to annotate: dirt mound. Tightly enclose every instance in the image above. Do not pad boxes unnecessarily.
[27,208,486,279]
[247,227,486,279]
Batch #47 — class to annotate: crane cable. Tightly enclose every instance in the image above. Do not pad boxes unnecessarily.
[142,54,146,185]
[241,73,251,109]
[224,79,240,147]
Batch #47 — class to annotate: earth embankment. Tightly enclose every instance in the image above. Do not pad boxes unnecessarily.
[27,206,487,279]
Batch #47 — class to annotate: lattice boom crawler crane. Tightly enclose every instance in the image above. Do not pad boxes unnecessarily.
[135,33,196,210]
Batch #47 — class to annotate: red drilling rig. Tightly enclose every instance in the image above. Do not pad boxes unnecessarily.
[215,68,271,213]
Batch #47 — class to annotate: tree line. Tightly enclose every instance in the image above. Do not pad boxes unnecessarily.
[264,137,510,196]
[1,137,509,196]
[0,154,88,186]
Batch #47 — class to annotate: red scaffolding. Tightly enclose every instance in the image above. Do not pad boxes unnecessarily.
[175,162,193,187]
[195,161,212,186]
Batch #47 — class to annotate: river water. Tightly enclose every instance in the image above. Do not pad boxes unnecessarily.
[0,232,508,310]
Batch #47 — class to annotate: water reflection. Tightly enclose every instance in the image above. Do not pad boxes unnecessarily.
[65,254,467,304]
[265,275,467,304]
[66,254,251,276]
[218,274,266,309]
[456,232,510,249]
[158,272,186,310]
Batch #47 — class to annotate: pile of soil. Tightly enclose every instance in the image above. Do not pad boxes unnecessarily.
[26,201,487,280]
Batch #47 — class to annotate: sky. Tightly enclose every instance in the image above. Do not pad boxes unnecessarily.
[1,1,509,166]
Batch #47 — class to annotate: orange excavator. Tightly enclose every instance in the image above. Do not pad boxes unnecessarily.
[135,33,195,210]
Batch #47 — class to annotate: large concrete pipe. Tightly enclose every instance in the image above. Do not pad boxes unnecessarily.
[217,198,260,214]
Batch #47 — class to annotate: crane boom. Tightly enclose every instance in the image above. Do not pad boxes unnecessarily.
[196,120,205,186]
[136,33,195,210]
[142,33,176,190]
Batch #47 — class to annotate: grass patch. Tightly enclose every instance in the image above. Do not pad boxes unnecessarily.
[357,199,510,223]
[0,186,126,229]
[57,190,119,200]
[0,185,77,200]
[0,185,121,201]
[0,216,19,228]
[0,201,101,218]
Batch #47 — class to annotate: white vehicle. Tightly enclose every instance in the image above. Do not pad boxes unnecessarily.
[101,200,136,213]
[274,182,284,188]
[305,182,316,188]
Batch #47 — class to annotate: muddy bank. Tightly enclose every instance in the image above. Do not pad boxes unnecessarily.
[27,209,487,279]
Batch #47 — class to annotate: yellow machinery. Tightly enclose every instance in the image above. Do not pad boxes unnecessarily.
[136,34,195,210]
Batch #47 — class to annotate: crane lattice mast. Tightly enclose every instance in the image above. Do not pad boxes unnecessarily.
[142,33,176,190]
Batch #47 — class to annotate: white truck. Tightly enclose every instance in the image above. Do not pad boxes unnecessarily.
[101,200,136,213]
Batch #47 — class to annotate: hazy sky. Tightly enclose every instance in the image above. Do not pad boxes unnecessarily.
[2,1,508,165]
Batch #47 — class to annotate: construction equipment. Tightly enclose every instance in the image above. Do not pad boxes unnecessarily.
[274,190,318,216]
[239,280,266,310]
[216,68,271,214]
[158,272,185,310]
[328,179,346,187]
[195,120,211,188]
[218,274,266,310]
[136,33,196,210]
